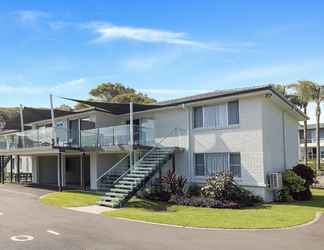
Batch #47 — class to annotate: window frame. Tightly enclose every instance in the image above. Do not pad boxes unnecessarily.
[193,152,242,178]
[192,100,239,130]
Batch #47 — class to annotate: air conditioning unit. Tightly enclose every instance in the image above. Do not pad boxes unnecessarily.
[268,172,283,190]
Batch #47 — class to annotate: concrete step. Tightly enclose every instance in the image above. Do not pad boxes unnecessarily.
[101,196,121,202]
[105,192,127,197]
[98,200,119,208]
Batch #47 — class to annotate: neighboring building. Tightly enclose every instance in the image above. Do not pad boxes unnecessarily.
[299,123,324,160]
[0,85,305,205]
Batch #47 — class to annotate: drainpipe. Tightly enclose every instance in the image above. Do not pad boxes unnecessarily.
[282,111,287,169]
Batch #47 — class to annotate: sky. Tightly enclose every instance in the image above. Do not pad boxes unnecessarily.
[0,1,324,122]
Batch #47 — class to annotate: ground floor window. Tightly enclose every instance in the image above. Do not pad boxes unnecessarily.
[194,152,241,177]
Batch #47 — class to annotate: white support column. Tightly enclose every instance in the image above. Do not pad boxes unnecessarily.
[49,94,56,144]
[129,102,134,169]
[31,156,39,184]
[90,152,98,190]
[61,154,66,187]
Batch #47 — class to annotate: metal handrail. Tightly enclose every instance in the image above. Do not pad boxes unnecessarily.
[96,153,130,183]
[111,128,180,186]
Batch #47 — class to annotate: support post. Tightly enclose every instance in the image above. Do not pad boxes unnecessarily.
[19,104,25,147]
[172,154,176,173]
[58,152,62,192]
[17,155,20,184]
[1,156,4,184]
[80,152,85,190]
[49,94,56,145]
[129,102,134,169]
[10,157,13,183]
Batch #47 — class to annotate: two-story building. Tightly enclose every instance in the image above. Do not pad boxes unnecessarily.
[299,123,324,160]
[0,85,305,206]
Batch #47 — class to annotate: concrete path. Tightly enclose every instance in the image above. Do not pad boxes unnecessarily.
[67,205,115,214]
[0,184,324,250]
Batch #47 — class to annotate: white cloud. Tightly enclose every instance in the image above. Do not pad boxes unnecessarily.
[85,22,240,51]
[0,78,85,95]
[13,10,50,23]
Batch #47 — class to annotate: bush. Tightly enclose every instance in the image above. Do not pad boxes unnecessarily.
[278,170,307,202]
[161,170,187,195]
[169,195,240,209]
[292,164,316,201]
[278,187,294,202]
[201,172,263,207]
[282,170,306,193]
[186,184,201,197]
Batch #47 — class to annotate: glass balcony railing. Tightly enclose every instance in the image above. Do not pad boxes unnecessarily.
[0,124,156,151]
[80,125,154,148]
[0,127,73,151]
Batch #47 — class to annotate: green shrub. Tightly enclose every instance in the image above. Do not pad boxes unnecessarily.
[201,172,263,207]
[278,170,306,202]
[282,170,306,193]
[292,164,316,201]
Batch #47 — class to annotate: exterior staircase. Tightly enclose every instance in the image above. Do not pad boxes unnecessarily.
[98,147,175,208]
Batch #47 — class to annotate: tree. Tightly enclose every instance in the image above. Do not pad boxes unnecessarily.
[57,104,73,111]
[273,84,288,97]
[288,81,314,167]
[307,81,324,176]
[74,82,156,109]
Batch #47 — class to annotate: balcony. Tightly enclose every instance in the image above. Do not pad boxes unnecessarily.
[80,124,154,149]
[0,127,74,152]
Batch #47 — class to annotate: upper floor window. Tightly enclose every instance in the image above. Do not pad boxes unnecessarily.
[193,100,239,129]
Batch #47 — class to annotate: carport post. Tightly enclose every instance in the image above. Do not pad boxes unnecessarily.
[1,156,4,184]
[16,155,20,184]
[80,152,85,190]
[58,152,62,192]
[10,157,13,183]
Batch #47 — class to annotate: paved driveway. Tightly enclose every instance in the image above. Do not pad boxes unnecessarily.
[0,184,324,250]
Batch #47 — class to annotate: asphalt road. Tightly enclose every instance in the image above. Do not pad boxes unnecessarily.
[0,184,324,250]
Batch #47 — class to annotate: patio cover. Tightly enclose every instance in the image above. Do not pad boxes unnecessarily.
[62,97,162,115]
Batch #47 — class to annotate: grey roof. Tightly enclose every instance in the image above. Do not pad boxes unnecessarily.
[63,84,305,118]
[156,85,272,106]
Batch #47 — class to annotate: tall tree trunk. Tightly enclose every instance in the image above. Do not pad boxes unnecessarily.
[303,106,308,165]
[316,103,321,176]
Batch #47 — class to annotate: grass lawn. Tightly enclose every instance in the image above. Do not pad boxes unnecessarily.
[40,191,101,208]
[103,189,324,229]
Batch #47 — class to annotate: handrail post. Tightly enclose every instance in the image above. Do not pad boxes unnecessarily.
[96,128,99,148]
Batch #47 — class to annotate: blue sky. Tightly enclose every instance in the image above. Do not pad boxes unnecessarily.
[1,1,324,120]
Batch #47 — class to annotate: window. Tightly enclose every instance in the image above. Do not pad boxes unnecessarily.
[194,152,241,177]
[193,107,203,128]
[194,153,205,176]
[193,100,239,129]
[228,101,239,125]
[230,153,241,177]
